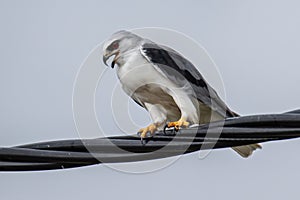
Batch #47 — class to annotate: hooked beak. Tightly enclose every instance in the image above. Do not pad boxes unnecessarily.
[103,51,119,69]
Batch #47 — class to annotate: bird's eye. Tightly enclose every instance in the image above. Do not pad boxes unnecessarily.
[112,42,119,49]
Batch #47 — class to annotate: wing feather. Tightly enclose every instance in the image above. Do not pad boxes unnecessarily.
[140,42,237,118]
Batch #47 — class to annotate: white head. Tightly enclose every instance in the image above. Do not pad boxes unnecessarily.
[102,30,143,68]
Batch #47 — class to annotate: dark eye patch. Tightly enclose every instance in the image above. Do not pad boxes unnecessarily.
[107,40,120,51]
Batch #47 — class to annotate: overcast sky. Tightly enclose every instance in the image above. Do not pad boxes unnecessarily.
[0,0,300,199]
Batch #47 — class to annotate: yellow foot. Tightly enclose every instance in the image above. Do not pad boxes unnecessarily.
[167,117,189,131]
[138,124,158,139]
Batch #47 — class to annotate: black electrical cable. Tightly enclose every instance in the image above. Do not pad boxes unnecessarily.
[1,109,300,171]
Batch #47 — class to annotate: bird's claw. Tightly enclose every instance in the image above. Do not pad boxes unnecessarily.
[164,118,189,134]
[137,124,158,145]
[140,137,147,145]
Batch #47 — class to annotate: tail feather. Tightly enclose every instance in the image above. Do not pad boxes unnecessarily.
[232,144,262,158]
[206,108,262,158]
[225,110,262,158]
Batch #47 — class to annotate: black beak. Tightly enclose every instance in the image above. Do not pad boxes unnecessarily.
[103,55,110,68]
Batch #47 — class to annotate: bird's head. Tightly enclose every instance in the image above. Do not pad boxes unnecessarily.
[102,30,142,68]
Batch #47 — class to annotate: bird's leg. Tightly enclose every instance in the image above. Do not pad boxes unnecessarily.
[138,103,167,144]
[166,117,190,131]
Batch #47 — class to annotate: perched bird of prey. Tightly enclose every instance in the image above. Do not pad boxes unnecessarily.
[102,30,261,157]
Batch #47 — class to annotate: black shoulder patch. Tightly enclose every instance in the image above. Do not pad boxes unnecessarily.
[142,46,208,89]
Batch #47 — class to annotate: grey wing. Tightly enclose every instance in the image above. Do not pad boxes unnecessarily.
[140,42,237,118]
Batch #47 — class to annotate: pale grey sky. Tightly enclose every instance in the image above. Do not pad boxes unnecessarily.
[0,0,300,199]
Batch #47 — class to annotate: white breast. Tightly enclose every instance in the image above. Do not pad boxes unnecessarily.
[116,50,175,96]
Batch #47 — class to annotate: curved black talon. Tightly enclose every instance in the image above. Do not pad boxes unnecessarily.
[172,127,179,135]
[138,131,153,145]
[137,132,146,145]
[141,137,145,145]
[141,137,150,145]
